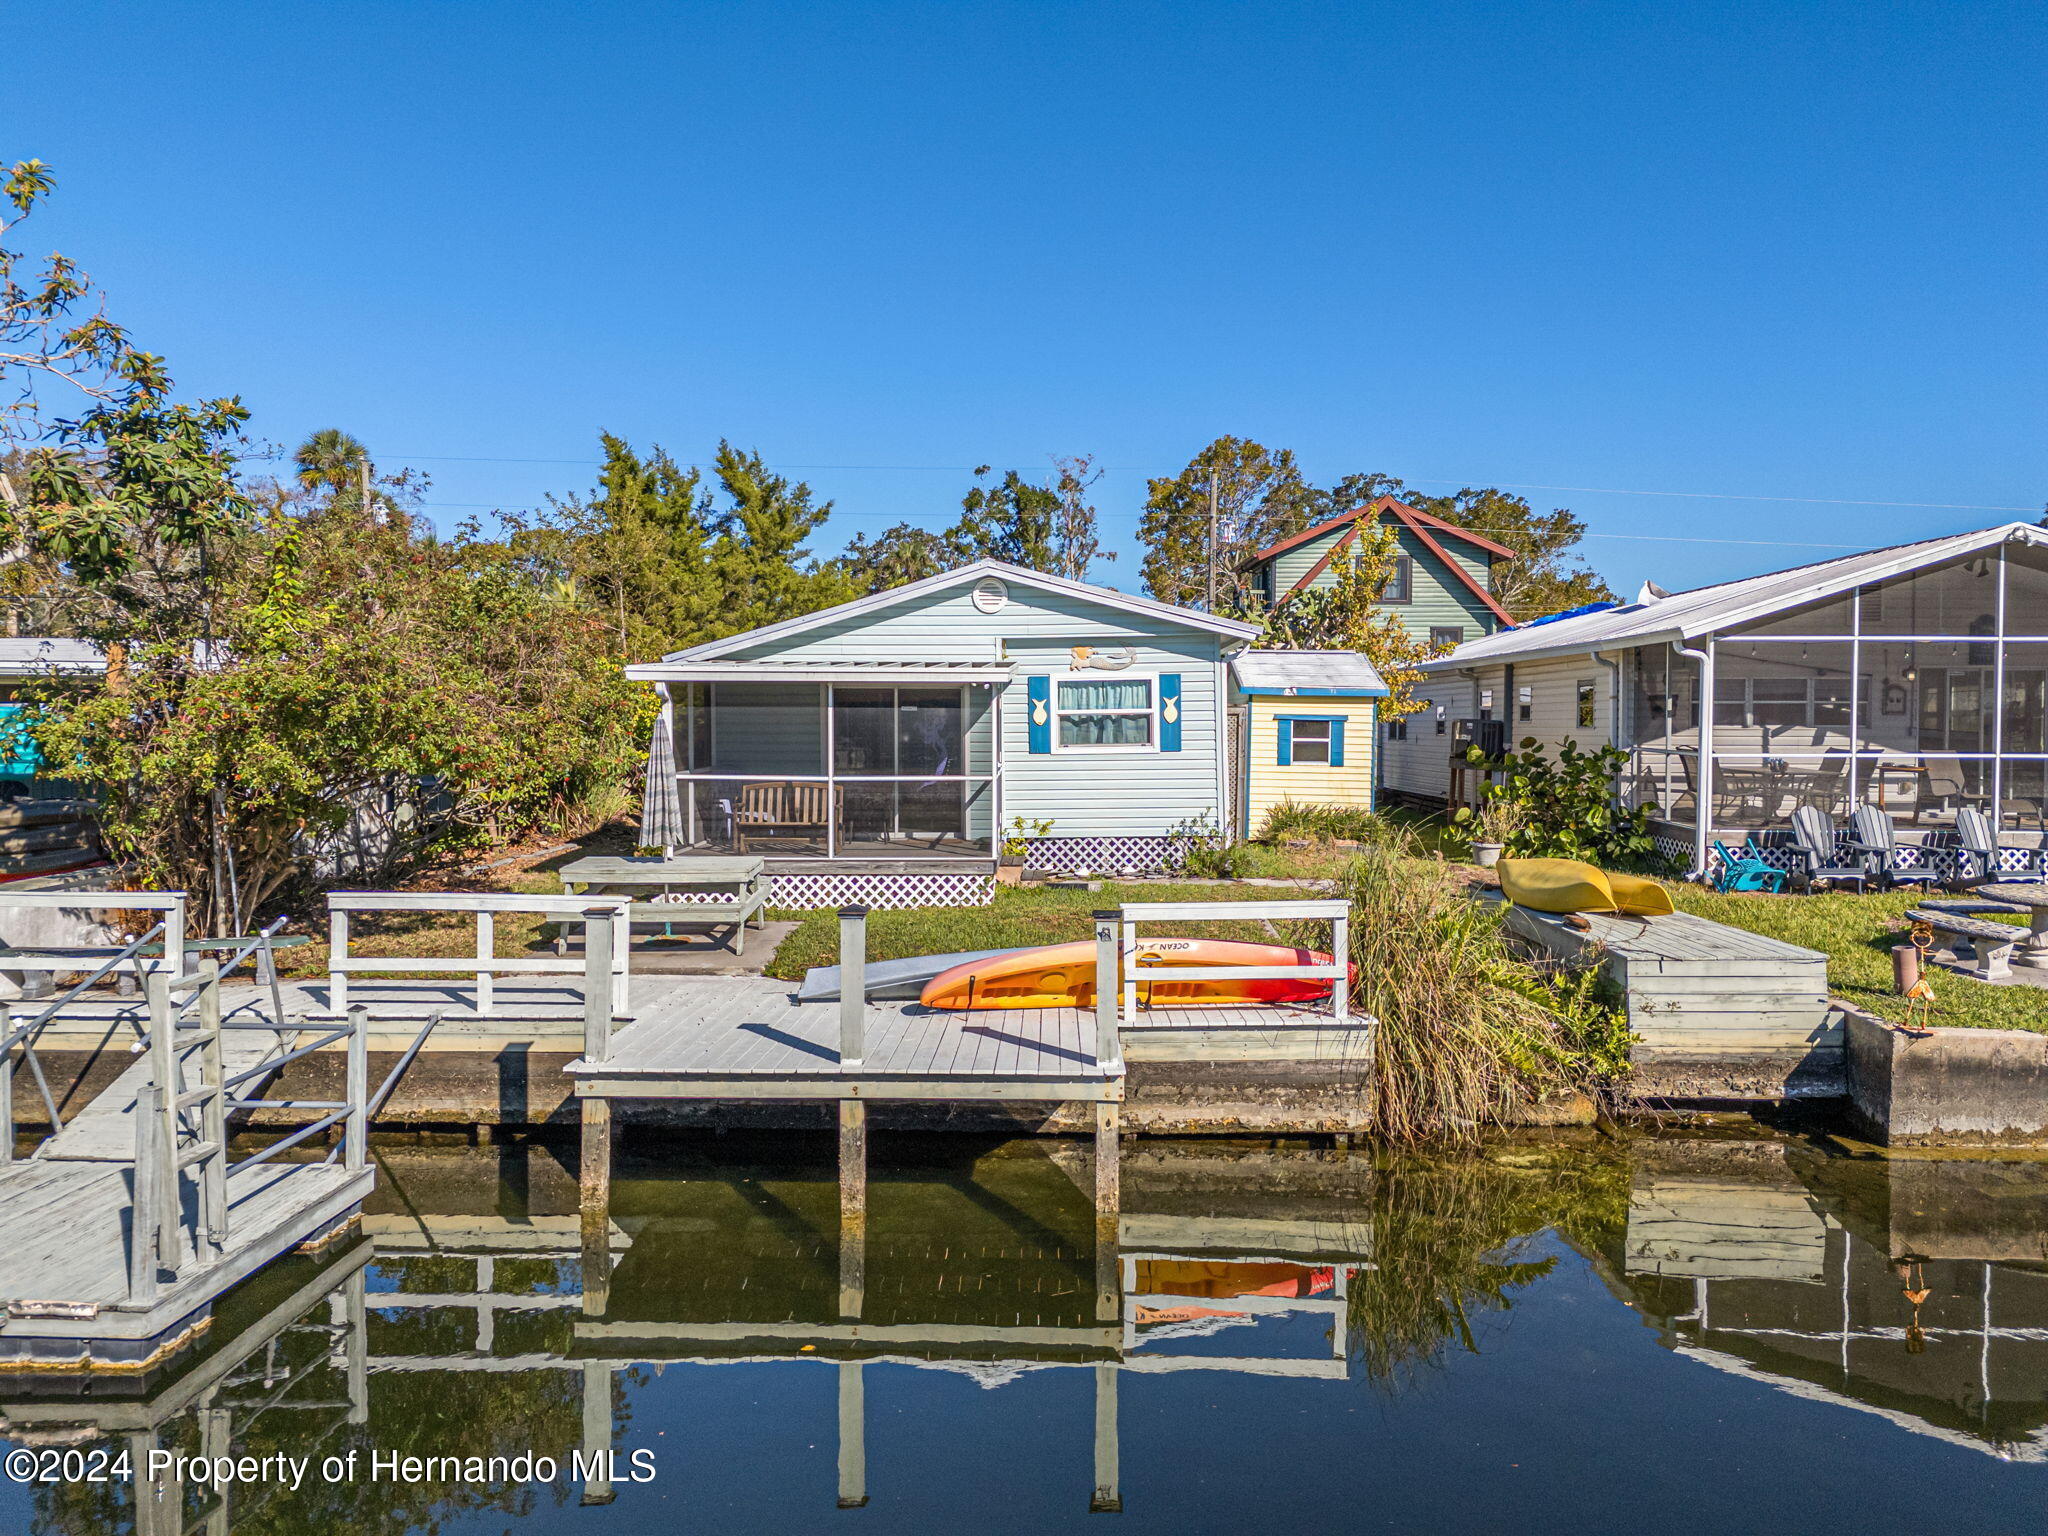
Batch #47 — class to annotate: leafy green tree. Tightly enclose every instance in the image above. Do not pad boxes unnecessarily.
[841,458,1111,592]
[1140,436,1316,609]
[704,440,858,635]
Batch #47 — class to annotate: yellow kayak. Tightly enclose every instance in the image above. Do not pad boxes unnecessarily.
[1497,857,1675,917]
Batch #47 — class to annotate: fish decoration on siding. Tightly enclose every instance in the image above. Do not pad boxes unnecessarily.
[1070,644,1136,670]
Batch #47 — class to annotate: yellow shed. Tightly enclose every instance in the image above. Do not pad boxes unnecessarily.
[1231,649,1386,837]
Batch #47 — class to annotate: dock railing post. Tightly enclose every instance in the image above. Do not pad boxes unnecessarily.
[328,904,349,1019]
[196,959,227,1260]
[837,905,867,1068]
[344,1004,369,1171]
[128,1081,162,1304]
[1331,906,1350,1027]
[1092,912,1122,1069]
[582,906,616,1064]
[145,964,183,1268]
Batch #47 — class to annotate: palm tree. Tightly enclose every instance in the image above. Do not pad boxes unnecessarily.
[293,428,368,505]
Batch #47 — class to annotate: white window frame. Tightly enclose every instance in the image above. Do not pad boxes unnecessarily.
[1291,717,1335,763]
[1051,671,1159,754]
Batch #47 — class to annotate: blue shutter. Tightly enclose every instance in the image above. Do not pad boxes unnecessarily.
[1026,674,1051,754]
[1159,673,1181,752]
[1329,718,1345,768]
[1276,718,1293,767]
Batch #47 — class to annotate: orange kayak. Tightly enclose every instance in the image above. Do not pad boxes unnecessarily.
[917,938,1348,1010]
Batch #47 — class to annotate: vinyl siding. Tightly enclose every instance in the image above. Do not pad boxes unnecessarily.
[1000,635,1223,837]
[712,582,1231,837]
[724,582,1199,662]
[1243,696,1376,832]
[1482,654,1616,757]
[1381,677,1477,801]
[1260,518,1498,645]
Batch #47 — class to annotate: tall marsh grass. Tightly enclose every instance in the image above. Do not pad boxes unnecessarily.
[1339,839,1630,1141]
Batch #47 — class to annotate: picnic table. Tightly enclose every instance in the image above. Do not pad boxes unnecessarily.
[558,855,769,958]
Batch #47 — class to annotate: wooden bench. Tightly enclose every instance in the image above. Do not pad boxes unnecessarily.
[559,856,770,958]
[1906,907,2025,981]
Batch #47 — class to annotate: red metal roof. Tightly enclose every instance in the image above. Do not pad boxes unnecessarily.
[1244,497,1518,566]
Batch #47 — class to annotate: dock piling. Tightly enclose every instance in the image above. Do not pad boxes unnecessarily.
[839,1099,867,1319]
[1090,1362,1121,1513]
[837,1359,868,1508]
[581,1361,616,1505]
[1093,1101,1120,1223]
[837,906,868,1067]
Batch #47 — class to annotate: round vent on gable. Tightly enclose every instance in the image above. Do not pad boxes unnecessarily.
[971,577,1009,614]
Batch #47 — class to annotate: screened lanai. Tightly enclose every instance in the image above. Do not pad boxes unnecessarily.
[1626,540,2048,864]
[640,664,1004,859]
[1423,523,2048,875]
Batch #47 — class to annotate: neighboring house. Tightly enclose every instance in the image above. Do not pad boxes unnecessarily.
[625,560,1265,907]
[1382,521,2048,878]
[1228,650,1386,839]
[1239,496,1517,650]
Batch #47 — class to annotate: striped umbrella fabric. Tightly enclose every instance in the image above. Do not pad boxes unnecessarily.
[638,698,686,851]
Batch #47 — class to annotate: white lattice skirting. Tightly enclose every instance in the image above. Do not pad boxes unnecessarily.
[765,873,996,910]
[1023,836,1185,875]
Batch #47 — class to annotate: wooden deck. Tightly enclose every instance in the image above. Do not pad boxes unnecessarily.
[1501,904,1838,1075]
[569,977,1120,1101]
[0,1158,371,1360]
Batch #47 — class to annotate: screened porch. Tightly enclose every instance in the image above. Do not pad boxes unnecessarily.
[661,669,1001,859]
[1621,541,2048,855]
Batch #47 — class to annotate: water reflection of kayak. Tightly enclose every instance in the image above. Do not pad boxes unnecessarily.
[918,939,1351,1011]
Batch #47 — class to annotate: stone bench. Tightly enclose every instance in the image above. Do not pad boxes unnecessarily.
[1906,908,2026,982]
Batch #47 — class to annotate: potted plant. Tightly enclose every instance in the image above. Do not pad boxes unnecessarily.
[1466,797,1523,870]
[998,816,1054,885]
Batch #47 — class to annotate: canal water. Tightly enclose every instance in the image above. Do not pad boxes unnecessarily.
[4,1127,2048,1534]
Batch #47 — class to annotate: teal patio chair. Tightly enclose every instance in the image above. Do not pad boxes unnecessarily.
[1712,841,1787,893]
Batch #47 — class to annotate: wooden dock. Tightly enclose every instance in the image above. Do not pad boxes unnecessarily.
[1500,903,1839,1097]
[0,893,385,1371]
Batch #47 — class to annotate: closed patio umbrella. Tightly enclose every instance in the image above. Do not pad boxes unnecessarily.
[638,697,686,851]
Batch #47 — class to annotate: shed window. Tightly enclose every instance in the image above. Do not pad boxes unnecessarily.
[1576,680,1596,730]
[1292,719,1334,763]
[1054,676,1154,749]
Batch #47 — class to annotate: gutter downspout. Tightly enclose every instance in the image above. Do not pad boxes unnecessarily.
[1674,639,1712,880]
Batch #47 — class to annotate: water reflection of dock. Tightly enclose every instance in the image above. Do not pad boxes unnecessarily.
[1616,1146,2048,1461]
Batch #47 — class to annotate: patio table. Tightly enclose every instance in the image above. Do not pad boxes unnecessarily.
[1975,884,2048,971]
[559,855,769,957]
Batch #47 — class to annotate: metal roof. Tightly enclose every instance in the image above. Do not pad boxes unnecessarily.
[1231,648,1388,696]
[624,659,1014,685]
[1423,522,2048,671]
[658,559,1260,663]
[0,638,106,676]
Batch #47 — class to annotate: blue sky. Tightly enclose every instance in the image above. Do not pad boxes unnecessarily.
[15,0,2045,599]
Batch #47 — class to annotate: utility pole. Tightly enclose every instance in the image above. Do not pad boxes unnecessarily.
[359,453,373,524]
[1205,471,1219,612]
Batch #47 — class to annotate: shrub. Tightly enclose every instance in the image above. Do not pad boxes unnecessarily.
[1256,800,1385,844]
[1453,739,1664,870]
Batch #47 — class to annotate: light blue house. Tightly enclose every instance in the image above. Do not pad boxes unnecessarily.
[625,561,1262,906]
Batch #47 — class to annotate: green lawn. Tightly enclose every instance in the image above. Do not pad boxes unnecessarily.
[763,879,1336,979]
[1669,885,2043,1033]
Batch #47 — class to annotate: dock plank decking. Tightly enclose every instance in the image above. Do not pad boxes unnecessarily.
[1500,904,1837,1070]
[570,977,1119,1101]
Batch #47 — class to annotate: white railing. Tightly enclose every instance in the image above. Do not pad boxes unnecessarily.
[1103,899,1352,1031]
[325,892,630,1022]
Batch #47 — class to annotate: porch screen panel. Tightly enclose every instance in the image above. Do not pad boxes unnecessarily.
[2002,544,2048,636]
[1858,556,2000,637]
[897,688,964,776]
[832,688,894,773]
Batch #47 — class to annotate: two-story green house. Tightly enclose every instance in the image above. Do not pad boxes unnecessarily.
[1240,495,1516,649]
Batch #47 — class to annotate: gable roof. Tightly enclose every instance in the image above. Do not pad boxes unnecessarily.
[1424,521,2048,670]
[1243,498,1518,568]
[1251,498,1517,628]
[658,558,1261,663]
